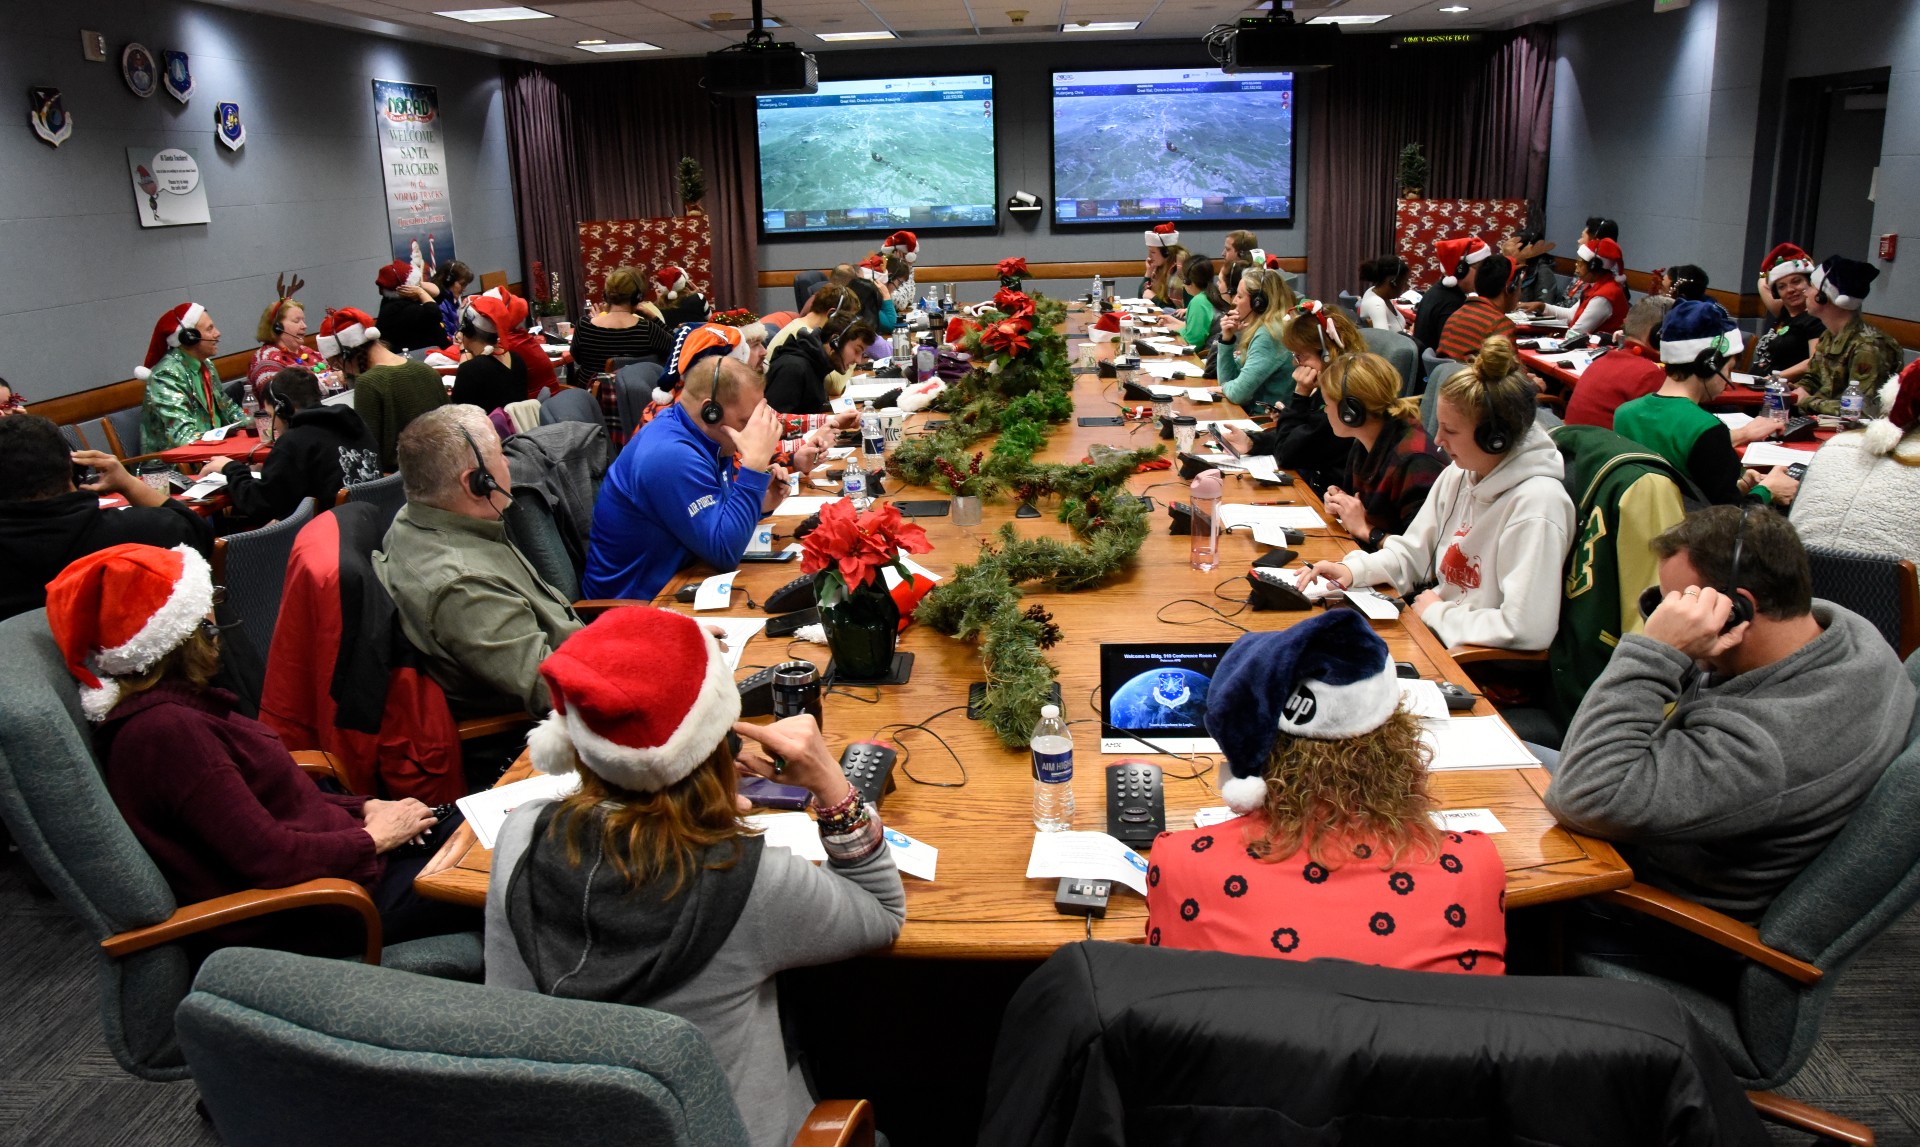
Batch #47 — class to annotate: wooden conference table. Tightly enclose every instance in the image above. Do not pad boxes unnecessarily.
[417,308,1631,958]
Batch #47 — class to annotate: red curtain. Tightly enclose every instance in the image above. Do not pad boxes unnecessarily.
[502,60,757,312]
[1306,26,1556,302]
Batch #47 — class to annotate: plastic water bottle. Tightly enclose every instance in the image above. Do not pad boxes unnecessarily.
[942,283,955,311]
[1188,468,1223,571]
[1840,379,1866,421]
[243,383,271,439]
[860,401,885,464]
[842,450,869,508]
[1763,378,1788,427]
[915,333,938,384]
[1091,272,1103,304]
[1031,705,1075,832]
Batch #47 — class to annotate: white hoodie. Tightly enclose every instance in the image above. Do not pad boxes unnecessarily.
[1342,423,1575,650]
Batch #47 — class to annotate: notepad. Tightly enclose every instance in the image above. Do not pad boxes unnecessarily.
[770,496,843,516]
[1716,413,1755,431]
[457,772,581,850]
[1217,504,1326,532]
[1742,441,1814,467]
[703,617,767,671]
[842,379,900,403]
[1420,716,1540,770]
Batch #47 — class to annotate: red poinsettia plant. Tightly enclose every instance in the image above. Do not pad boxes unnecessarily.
[997,257,1030,288]
[800,498,933,599]
[979,318,1033,359]
[992,288,1036,321]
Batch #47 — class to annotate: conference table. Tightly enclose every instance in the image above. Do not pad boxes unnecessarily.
[1518,345,1768,411]
[416,306,1632,959]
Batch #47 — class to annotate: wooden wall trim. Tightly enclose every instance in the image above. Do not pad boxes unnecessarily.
[1550,256,1918,349]
[757,258,1309,290]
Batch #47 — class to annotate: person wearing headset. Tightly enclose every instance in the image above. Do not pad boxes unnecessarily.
[246,283,327,390]
[1217,301,1362,495]
[1216,266,1299,410]
[582,354,791,603]
[1546,504,1913,935]
[762,307,878,416]
[135,302,247,453]
[317,306,448,473]
[766,286,865,402]
[1299,336,1575,651]
[1318,352,1445,551]
[202,367,380,527]
[449,294,528,414]
[1519,237,1630,337]
[1612,300,1796,508]
[375,404,583,718]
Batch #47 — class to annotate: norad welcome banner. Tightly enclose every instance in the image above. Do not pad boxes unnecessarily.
[371,79,458,273]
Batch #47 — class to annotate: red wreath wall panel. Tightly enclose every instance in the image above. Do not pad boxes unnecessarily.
[1396,199,1530,289]
[578,212,713,306]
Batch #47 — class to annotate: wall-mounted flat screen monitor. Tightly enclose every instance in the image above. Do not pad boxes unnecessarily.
[1051,68,1294,226]
[756,74,998,235]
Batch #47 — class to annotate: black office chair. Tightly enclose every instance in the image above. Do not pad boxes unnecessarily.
[792,269,829,312]
[1805,545,1920,659]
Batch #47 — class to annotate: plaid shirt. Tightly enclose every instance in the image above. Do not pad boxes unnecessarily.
[1343,416,1446,550]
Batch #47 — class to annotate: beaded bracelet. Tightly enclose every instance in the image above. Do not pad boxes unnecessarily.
[816,798,870,838]
[812,783,861,825]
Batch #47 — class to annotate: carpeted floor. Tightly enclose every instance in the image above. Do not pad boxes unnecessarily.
[1,851,1915,1146]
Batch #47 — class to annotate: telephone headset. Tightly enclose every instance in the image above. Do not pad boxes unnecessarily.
[270,298,295,336]
[176,311,202,348]
[459,304,496,356]
[1335,376,1369,428]
[1637,503,1756,632]
[700,356,727,425]
[1245,271,1270,315]
[458,427,504,505]
[1473,374,1518,455]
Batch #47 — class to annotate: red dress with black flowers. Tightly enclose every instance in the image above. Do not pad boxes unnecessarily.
[1144,814,1507,975]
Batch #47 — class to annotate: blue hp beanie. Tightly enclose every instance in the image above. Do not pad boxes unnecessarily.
[1659,299,1743,366]
[1205,610,1400,813]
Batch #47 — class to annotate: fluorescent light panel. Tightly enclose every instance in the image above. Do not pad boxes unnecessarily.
[816,30,896,40]
[435,6,552,21]
[1063,20,1140,31]
[1438,5,1469,11]
[1308,13,1391,21]
[576,40,661,51]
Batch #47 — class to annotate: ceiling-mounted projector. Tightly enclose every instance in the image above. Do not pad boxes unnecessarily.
[1222,15,1345,72]
[704,0,817,95]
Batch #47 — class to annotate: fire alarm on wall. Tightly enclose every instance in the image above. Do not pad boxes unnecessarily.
[1879,233,1897,262]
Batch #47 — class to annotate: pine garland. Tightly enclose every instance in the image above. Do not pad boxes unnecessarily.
[891,290,1164,747]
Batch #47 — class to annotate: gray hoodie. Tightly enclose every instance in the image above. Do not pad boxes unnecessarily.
[1342,422,1575,650]
[1545,602,1917,920]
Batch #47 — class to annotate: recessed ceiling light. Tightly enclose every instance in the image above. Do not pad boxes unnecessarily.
[576,40,661,51]
[435,6,552,21]
[1063,20,1140,31]
[816,30,895,40]
[1439,5,1469,11]
[1308,13,1391,22]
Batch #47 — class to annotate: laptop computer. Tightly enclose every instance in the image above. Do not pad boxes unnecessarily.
[1098,642,1231,755]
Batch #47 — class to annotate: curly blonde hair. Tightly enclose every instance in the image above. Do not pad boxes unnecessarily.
[1241,710,1443,870]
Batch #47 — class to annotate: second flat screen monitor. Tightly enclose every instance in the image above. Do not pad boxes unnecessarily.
[1052,67,1294,226]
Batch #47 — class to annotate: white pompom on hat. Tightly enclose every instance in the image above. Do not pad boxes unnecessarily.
[316,307,382,359]
[1810,255,1878,311]
[44,543,216,722]
[652,265,693,302]
[882,230,918,264]
[133,302,205,381]
[527,607,742,794]
[1863,366,1920,456]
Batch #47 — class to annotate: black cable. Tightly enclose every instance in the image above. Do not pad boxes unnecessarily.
[873,704,971,788]
[1154,597,1249,632]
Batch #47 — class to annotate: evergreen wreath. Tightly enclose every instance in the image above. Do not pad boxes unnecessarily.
[889,288,1163,746]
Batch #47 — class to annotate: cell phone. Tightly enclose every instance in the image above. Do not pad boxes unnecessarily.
[72,463,98,488]
[737,775,813,811]
[740,550,799,562]
[1786,462,1808,480]
[1078,416,1124,427]
[1212,426,1242,458]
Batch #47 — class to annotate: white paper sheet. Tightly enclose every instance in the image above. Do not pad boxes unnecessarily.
[1730,372,1762,387]
[1420,716,1540,770]
[180,472,228,501]
[1025,831,1153,896]
[1344,588,1402,621]
[884,828,939,881]
[1430,808,1508,833]
[1716,413,1755,430]
[747,812,827,862]
[693,571,737,611]
[745,523,774,554]
[770,496,843,517]
[457,772,582,850]
[1194,419,1261,433]
[1140,361,1204,381]
[703,617,767,671]
[1217,504,1327,532]
[842,379,901,403]
[1397,679,1450,721]
[1742,441,1814,467]
[1191,806,1242,829]
[880,554,943,590]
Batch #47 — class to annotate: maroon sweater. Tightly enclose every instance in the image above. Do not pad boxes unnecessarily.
[97,685,382,906]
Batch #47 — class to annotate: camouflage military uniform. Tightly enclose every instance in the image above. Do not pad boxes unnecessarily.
[1800,316,1904,417]
[139,347,246,453]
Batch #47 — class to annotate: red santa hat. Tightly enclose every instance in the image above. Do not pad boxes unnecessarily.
[652,265,693,301]
[526,607,740,793]
[316,307,382,359]
[1864,360,1920,456]
[374,259,413,293]
[133,303,206,381]
[857,253,885,281]
[1144,222,1180,248]
[45,543,215,723]
[1434,237,1491,288]
[460,294,518,355]
[881,230,918,264]
[1577,238,1627,284]
[1761,243,1816,287]
[475,285,531,330]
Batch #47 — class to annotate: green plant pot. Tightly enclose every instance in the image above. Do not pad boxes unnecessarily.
[816,573,899,680]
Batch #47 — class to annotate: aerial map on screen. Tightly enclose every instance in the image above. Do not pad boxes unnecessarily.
[1052,68,1293,225]
[757,75,998,234]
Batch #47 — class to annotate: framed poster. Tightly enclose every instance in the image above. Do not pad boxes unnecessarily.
[371,79,457,274]
[127,146,211,227]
